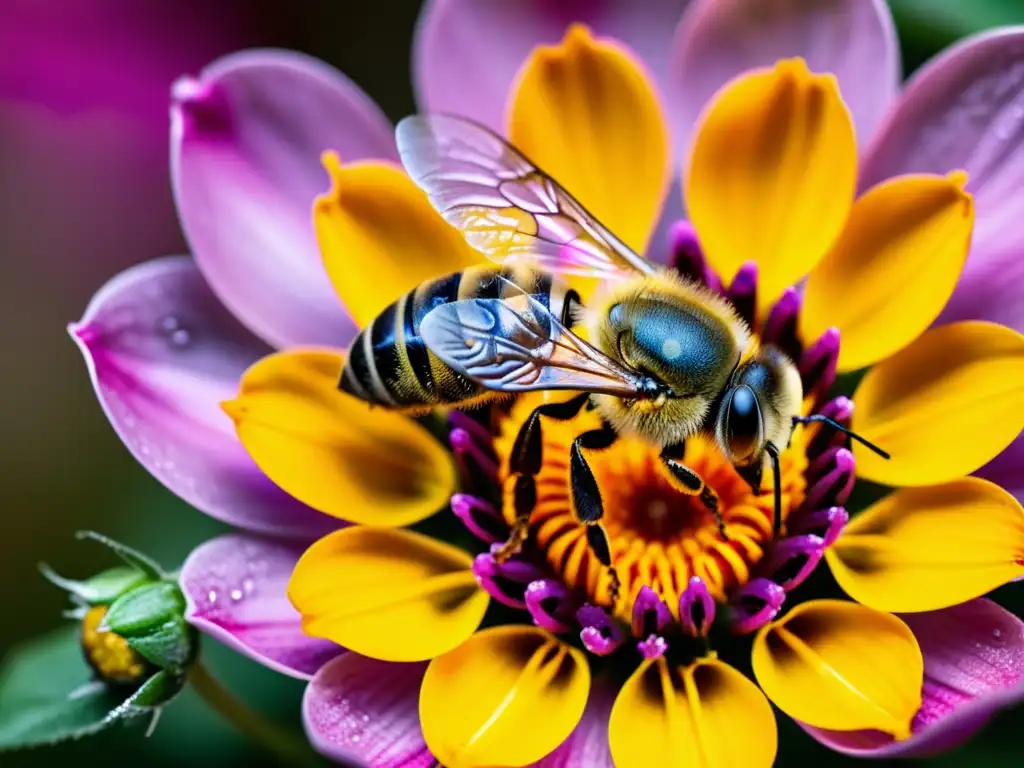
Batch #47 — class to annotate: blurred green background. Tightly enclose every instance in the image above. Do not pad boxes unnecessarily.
[1,0,1022,765]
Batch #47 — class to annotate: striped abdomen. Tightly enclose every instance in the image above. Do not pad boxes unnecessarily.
[339,266,572,410]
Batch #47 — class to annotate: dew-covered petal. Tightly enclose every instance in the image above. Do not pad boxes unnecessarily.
[289,527,488,663]
[303,653,435,767]
[801,173,974,371]
[224,349,455,526]
[314,155,483,328]
[608,656,777,768]
[826,478,1024,612]
[70,256,335,537]
[508,24,670,255]
[753,600,923,737]
[172,50,395,348]
[860,28,1024,263]
[852,321,1024,486]
[801,599,1024,758]
[685,60,857,309]
[414,0,689,141]
[533,676,615,768]
[180,534,342,680]
[671,0,899,158]
[420,626,589,768]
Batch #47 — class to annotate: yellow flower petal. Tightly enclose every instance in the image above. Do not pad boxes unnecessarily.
[224,349,455,526]
[288,527,487,662]
[315,156,484,328]
[753,600,922,738]
[508,24,670,254]
[608,656,777,768]
[827,478,1024,612]
[685,59,857,310]
[802,172,974,371]
[852,321,1024,486]
[420,626,589,768]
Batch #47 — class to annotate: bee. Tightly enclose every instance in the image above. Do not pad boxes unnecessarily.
[340,115,888,600]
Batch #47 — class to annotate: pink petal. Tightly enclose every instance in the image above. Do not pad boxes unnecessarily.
[976,432,1024,503]
[172,49,395,349]
[801,599,1024,757]
[303,654,434,767]
[70,256,336,538]
[180,534,343,680]
[531,675,615,767]
[414,0,689,135]
[671,0,899,158]
[861,28,1024,264]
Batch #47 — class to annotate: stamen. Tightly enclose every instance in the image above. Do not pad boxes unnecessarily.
[471,549,544,609]
[800,448,855,513]
[637,634,668,660]
[448,410,495,448]
[577,604,624,656]
[730,578,786,635]
[670,221,720,292]
[726,262,758,328]
[761,535,826,592]
[678,576,716,638]
[761,287,803,362]
[630,586,672,638]
[800,328,840,406]
[525,579,575,634]
[789,505,848,547]
[450,427,499,484]
[451,493,506,544]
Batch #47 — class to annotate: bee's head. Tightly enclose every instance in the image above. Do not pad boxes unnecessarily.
[715,347,803,490]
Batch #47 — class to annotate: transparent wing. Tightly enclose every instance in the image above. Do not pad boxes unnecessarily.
[396,113,655,281]
[419,290,648,397]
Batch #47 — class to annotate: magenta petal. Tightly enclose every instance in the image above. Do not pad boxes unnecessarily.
[671,0,899,157]
[802,599,1024,757]
[532,675,615,767]
[172,49,395,349]
[861,28,1024,264]
[70,257,336,537]
[414,0,689,135]
[180,534,342,680]
[303,654,434,768]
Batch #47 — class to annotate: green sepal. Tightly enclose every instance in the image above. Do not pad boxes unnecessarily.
[125,618,198,674]
[75,531,165,580]
[104,582,185,637]
[103,670,186,732]
[40,564,151,606]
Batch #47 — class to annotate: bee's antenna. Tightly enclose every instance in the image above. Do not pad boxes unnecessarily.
[792,415,891,459]
[765,442,782,538]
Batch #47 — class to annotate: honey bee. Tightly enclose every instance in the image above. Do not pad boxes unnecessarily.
[340,115,887,599]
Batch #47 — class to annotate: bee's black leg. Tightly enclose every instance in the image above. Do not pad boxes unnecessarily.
[570,424,621,604]
[660,442,728,541]
[765,442,783,538]
[493,393,591,563]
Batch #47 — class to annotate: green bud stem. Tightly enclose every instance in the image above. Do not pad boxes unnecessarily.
[187,661,321,766]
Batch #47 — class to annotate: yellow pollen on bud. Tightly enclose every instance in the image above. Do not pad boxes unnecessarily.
[80,605,149,685]
[494,393,809,619]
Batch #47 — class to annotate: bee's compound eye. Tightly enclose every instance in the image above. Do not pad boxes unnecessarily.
[723,384,762,463]
[608,303,625,328]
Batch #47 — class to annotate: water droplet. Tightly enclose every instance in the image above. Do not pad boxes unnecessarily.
[171,328,191,346]
[351,735,360,744]
[242,577,255,594]
[161,316,180,332]
[361,714,370,724]
[994,628,1002,638]
[208,589,218,604]
[230,588,243,601]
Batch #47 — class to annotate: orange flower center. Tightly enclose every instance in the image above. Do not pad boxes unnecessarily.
[493,393,809,618]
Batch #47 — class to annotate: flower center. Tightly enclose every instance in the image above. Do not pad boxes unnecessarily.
[492,386,809,617]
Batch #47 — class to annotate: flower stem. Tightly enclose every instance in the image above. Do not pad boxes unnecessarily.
[188,661,319,766]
